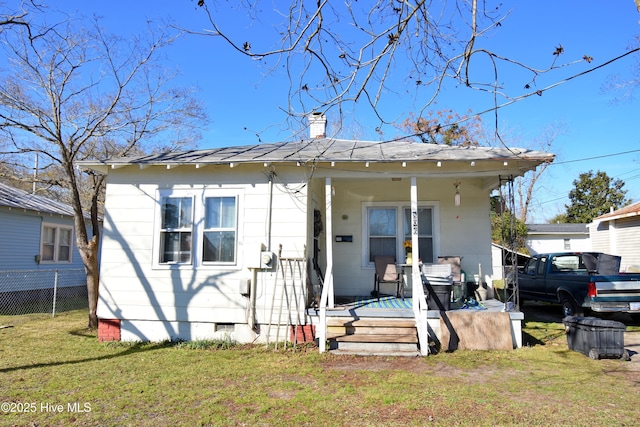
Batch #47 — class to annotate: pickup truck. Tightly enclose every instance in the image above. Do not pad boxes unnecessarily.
[516,252,640,318]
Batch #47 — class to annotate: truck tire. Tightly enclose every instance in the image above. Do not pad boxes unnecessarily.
[560,295,583,317]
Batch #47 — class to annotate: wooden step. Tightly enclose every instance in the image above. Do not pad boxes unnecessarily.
[326,317,416,328]
[327,325,416,336]
[331,333,418,343]
[325,314,420,354]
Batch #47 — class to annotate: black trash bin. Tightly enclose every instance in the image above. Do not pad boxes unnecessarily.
[563,316,629,360]
[424,277,452,311]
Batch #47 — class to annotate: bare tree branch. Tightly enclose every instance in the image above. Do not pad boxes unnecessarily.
[0,4,207,328]
[184,1,635,144]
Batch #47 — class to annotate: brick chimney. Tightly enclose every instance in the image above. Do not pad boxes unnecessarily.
[308,112,327,139]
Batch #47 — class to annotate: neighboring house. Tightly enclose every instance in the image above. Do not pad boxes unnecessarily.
[0,183,88,305]
[490,243,530,282]
[78,114,553,351]
[525,223,591,255]
[589,202,640,272]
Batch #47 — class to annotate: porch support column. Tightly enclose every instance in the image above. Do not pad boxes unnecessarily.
[324,177,334,308]
[410,177,420,295]
[319,177,334,353]
[410,176,430,355]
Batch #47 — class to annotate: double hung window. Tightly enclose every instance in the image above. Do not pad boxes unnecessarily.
[203,197,236,263]
[157,191,238,267]
[403,208,434,264]
[41,224,73,263]
[160,197,193,263]
[365,204,436,265]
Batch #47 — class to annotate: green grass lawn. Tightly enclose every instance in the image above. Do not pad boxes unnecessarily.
[1,310,639,426]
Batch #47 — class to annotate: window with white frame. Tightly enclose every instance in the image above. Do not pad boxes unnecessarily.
[368,207,397,262]
[403,207,434,263]
[157,191,238,267]
[203,196,237,263]
[41,224,73,263]
[159,196,194,264]
[365,204,435,264]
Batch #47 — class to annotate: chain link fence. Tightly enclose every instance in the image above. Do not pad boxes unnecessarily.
[0,269,87,317]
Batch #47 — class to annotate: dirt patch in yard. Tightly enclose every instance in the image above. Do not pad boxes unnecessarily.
[321,355,431,372]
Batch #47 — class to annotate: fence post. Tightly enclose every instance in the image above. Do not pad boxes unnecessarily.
[52,270,59,318]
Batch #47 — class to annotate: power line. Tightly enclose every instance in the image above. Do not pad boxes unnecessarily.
[550,149,640,166]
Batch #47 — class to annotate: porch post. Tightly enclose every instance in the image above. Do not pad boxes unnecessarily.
[411,176,430,355]
[324,177,334,308]
[410,177,420,296]
[318,177,334,353]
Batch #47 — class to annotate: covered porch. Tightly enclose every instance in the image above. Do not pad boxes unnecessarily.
[308,293,523,355]
[311,170,526,355]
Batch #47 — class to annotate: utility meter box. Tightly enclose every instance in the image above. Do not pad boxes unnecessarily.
[260,251,275,269]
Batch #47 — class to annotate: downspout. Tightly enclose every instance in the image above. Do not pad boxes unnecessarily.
[266,171,274,251]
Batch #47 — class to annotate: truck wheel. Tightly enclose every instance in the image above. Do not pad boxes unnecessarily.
[560,296,582,317]
[588,348,600,360]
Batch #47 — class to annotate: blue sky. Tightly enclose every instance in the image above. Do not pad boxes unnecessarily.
[35,1,640,221]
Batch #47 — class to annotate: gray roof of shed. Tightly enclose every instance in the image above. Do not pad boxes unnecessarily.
[0,183,76,217]
[526,223,589,234]
[77,139,554,168]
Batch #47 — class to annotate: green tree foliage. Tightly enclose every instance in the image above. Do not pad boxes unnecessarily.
[563,170,630,223]
[490,212,528,252]
[490,208,528,254]
[547,213,568,224]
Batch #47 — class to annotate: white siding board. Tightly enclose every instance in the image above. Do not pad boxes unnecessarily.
[614,218,640,269]
[589,222,610,253]
[98,290,247,309]
[98,275,245,295]
[100,305,246,323]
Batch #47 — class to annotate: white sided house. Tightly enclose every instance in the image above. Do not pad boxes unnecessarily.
[589,202,640,272]
[79,115,553,354]
[525,223,591,255]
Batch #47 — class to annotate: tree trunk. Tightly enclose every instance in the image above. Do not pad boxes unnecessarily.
[83,235,100,329]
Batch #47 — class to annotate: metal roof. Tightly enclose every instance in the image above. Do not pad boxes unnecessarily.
[76,139,554,169]
[0,183,76,217]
